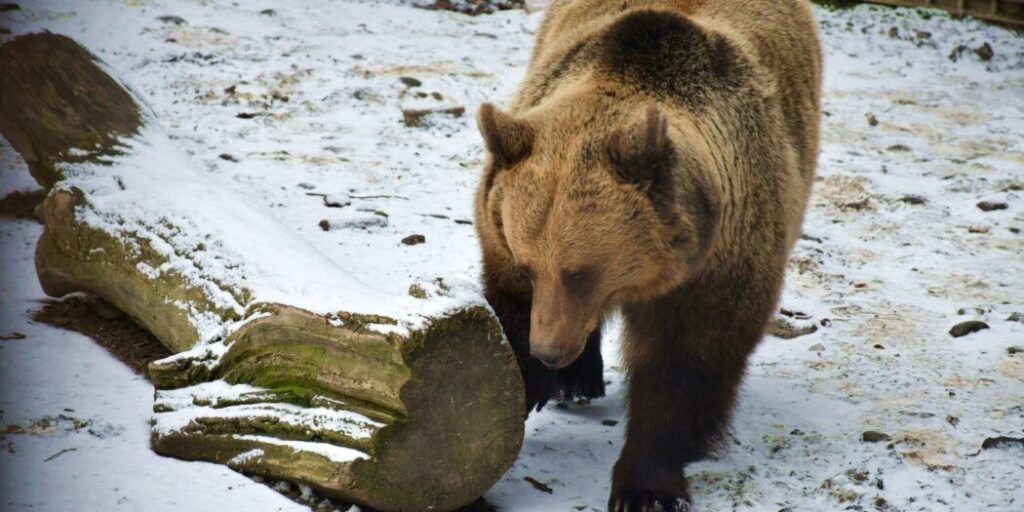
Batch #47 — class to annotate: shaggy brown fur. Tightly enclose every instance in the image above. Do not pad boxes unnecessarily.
[474,1,821,509]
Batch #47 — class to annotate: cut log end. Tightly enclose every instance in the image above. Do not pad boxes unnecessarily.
[151,306,524,511]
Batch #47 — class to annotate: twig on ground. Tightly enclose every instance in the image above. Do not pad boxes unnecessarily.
[44,447,77,462]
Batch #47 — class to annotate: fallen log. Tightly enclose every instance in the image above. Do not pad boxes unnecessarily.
[0,33,524,512]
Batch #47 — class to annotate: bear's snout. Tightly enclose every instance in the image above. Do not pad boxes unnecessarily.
[530,344,565,369]
[529,280,593,369]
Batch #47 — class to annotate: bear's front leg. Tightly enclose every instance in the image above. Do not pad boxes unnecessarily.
[555,328,605,403]
[610,293,760,512]
[481,270,558,414]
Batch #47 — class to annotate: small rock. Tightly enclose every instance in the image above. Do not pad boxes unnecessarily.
[898,194,926,205]
[887,27,899,39]
[401,234,426,246]
[780,308,810,320]
[977,201,1008,212]
[841,198,871,211]
[454,219,473,225]
[319,195,348,207]
[949,320,989,338]
[319,211,388,230]
[948,44,968,62]
[0,3,20,12]
[236,112,259,119]
[259,8,276,16]
[873,344,885,350]
[433,277,451,293]
[865,113,878,127]
[1007,312,1023,323]
[968,225,990,234]
[157,15,187,25]
[767,317,818,339]
[1007,346,1022,356]
[862,431,891,443]
[218,153,238,162]
[431,91,443,100]
[886,144,911,152]
[399,76,422,87]
[915,30,931,40]
[946,415,959,427]
[974,42,994,62]
[808,343,825,352]
[352,88,381,102]
[981,436,1024,450]
[601,419,619,427]
[0,332,26,340]
[297,182,316,190]
[408,284,428,299]
[401,106,465,127]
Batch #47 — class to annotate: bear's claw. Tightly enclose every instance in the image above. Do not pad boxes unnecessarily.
[608,490,691,512]
[554,375,605,404]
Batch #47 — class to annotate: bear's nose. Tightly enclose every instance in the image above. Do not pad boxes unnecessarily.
[531,346,563,368]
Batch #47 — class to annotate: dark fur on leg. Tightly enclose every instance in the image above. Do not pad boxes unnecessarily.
[610,279,772,511]
[482,282,557,414]
[556,327,605,403]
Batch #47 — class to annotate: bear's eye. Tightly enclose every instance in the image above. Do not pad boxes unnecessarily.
[561,267,595,293]
[518,264,537,281]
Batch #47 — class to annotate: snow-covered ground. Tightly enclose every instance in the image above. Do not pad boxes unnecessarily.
[1,1,1022,511]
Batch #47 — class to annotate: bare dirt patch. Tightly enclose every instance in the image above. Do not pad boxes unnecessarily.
[31,297,171,378]
[0,188,44,220]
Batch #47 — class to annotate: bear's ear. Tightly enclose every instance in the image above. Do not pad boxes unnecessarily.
[478,103,534,170]
[605,104,675,192]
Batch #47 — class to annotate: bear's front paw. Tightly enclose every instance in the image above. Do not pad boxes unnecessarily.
[554,370,605,404]
[555,349,605,405]
[608,489,691,512]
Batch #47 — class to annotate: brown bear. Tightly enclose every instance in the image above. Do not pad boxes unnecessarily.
[473,0,821,509]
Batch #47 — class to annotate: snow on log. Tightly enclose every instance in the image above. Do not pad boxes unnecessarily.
[0,33,524,512]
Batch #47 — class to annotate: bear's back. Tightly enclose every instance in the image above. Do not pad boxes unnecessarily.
[515,0,820,178]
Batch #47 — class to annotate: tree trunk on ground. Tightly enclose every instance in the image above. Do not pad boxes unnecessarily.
[0,33,524,512]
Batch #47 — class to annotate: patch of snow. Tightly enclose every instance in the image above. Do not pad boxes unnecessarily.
[229,448,265,465]
[153,383,384,440]
[233,435,370,463]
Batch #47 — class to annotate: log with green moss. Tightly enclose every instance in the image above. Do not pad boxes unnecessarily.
[0,33,524,512]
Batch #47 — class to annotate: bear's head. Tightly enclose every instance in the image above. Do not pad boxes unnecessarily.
[477,101,720,368]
